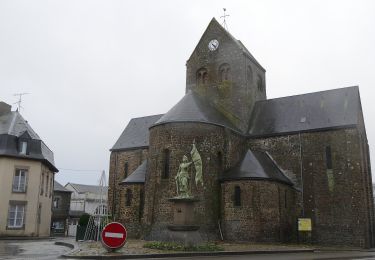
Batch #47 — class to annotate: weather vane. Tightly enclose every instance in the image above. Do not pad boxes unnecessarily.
[220,8,230,31]
[13,93,30,112]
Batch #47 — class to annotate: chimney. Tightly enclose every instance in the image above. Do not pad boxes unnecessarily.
[0,102,11,116]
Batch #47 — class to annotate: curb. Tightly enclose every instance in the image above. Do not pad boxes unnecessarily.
[55,241,75,250]
[0,237,56,241]
[61,248,314,259]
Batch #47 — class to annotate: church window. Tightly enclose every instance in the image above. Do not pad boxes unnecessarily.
[234,186,241,207]
[219,63,231,82]
[247,65,253,83]
[326,146,333,169]
[196,68,208,85]
[125,189,132,206]
[162,149,170,179]
[257,75,264,92]
[124,162,129,178]
[284,190,287,208]
[139,189,144,221]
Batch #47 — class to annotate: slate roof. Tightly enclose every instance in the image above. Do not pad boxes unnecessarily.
[249,86,360,137]
[0,110,57,171]
[54,181,72,193]
[111,114,163,151]
[0,111,40,139]
[220,149,293,186]
[153,91,240,132]
[120,160,147,184]
[67,183,108,195]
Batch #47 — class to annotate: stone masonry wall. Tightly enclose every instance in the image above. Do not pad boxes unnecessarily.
[221,180,298,242]
[143,122,247,240]
[249,128,374,247]
[108,148,147,222]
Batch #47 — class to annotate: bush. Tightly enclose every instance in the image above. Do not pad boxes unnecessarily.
[143,241,223,251]
[78,213,91,226]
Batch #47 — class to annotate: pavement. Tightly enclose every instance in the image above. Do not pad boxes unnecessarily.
[2,237,375,260]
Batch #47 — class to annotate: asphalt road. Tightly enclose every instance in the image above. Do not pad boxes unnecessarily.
[0,239,69,260]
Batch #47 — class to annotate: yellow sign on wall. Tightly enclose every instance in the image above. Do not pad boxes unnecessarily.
[298,218,312,231]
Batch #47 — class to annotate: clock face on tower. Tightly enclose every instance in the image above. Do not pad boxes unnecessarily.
[208,39,219,51]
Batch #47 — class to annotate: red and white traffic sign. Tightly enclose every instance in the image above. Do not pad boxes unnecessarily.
[101,222,127,250]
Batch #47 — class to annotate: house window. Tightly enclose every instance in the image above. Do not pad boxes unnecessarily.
[7,203,26,228]
[326,146,333,169]
[125,189,132,206]
[12,169,27,193]
[49,176,53,198]
[19,141,28,155]
[162,149,170,179]
[124,162,129,178]
[53,197,60,209]
[40,173,44,195]
[196,68,208,85]
[46,174,49,197]
[37,203,42,224]
[219,63,231,82]
[234,186,241,207]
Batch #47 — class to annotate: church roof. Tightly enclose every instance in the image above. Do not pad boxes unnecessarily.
[120,160,147,184]
[153,91,240,132]
[111,114,163,151]
[220,149,293,186]
[249,86,360,137]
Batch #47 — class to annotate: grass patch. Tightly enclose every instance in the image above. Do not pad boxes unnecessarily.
[143,241,224,252]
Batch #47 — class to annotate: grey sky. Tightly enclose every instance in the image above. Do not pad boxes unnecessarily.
[1,0,374,185]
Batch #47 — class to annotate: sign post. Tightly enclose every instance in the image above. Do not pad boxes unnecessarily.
[101,222,127,251]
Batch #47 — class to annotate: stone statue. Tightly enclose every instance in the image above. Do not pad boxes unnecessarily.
[175,142,204,198]
[175,155,192,198]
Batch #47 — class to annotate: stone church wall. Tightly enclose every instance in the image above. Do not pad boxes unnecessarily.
[221,180,298,242]
[108,148,148,222]
[143,122,247,240]
[249,127,375,247]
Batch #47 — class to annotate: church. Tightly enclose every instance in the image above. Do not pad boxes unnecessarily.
[108,18,374,248]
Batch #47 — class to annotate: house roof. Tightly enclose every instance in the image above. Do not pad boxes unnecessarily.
[248,86,360,137]
[153,91,240,132]
[220,149,293,186]
[120,160,147,184]
[54,181,72,193]
[111,114,163,151]
[0,111,40,139]
[0,110,57,171]
[66,183,108,195]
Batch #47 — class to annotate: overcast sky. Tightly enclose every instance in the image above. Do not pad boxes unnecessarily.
[1,0,374,186]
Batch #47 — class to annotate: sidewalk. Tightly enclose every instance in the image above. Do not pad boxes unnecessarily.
[60,239,315,259]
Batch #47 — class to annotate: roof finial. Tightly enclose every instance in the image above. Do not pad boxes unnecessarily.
[220,8,230,31]
[13,92,30,112]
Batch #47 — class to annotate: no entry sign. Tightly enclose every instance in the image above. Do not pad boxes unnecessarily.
[101,222,127,250]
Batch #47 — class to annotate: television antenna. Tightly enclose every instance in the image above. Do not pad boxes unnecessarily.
[13,93,30,112]
[220,8,230,31]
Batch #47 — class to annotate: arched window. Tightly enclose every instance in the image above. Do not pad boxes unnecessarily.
[219,63,231,82]
[196,68,208,85]
[125,189,132,206]
[234,186,241,206]
[124,162,129,178]
[247,66,253,83]
[257,75,264,92]
[162,149,170,179]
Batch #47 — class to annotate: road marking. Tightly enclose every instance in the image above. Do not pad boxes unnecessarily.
[104,232,124,238]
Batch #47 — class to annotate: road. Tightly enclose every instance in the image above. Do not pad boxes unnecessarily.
[0,239,69,260]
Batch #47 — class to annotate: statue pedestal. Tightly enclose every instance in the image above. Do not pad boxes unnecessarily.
[168,197,200,231]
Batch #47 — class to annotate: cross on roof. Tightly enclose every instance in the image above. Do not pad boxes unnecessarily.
[220,8,230,31]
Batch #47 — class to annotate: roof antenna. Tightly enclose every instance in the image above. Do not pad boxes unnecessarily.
[220,8,230,31]
[13,93,30,112]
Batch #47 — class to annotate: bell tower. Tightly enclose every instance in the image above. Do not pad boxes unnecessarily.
[186,18,266,132]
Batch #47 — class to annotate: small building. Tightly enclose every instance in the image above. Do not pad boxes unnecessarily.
[65,183,108,236]
[51,181,72,236]
[0,102,58,237]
